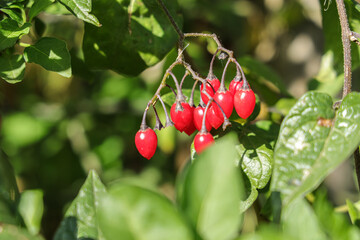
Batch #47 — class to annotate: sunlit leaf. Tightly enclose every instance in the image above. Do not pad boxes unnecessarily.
[18,190,44,235]
[0,18,31,51]
[0,54,25,83]
[58,0,100,26]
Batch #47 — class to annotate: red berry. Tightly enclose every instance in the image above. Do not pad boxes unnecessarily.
[229,79,243,95]
[194,132,214,153]
[212,90,234,118]
[206,105,223,129]
[184,106,196,136]
[200,78,220,104]
[135,128,157,160]
[170,102,194,132]
[234,89,256,119]
[193,106,212,132]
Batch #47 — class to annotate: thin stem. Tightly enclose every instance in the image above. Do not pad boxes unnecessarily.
[207,49,220,79]
[180,71,189,89]
[153,105,164,130]
[189,80,199,107]
[166,84,177,97]
[202,90,231,130]
[336,0,352,97]
[169,71,185,105]
[201,99,213,133]
[157,94,174,127]
[140,108,149,130]
[156,0,184,40]
[219,58,232,91]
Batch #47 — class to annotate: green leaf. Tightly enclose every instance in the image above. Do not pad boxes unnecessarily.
[53,170,106,240]
[271,92,360,205]
[346,199,360,225]
[0,54,25,83]
[83,0,182,76]
[161,89,200,107]
[28,0,54,21]
[23,37,72,78]
[1,4,26,25]
[0,150,19,225]
[18,190,44,235]
[179,133,244,240]
[0,224,44,240]
[58,0,100,26]
[282,198,327,240]
[98,184,195,240]
[0,18,31,51]
[275,98,297,116]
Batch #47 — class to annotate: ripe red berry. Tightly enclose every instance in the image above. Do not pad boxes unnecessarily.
[135,128,157,160]
[200,78,220,104]
[229,79,243,95]
[170,102,194,132]
[183,106,196,135]
[206,105,223,129]
[193,106,212,132]
[212,90,234,118]
[234,88,256,119]
[194,132,214,153]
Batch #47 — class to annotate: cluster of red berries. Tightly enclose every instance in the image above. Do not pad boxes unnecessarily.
[135,52,256,160]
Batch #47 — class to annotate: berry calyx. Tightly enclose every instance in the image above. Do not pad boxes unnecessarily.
[207,105,223,129]
[194,132,214,153]
[212,90,234,118]
[135,128,157,160]
[229,79,243,95]
[193,106,212,132]
[170,102,194,132]
[200,78,220,104]
[234,85,256,119]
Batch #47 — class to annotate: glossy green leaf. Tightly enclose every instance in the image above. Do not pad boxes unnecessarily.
[18,190,44,235]
[0,18,31,51]
[179,134,244,240]
[282,198,327,240]
[0,54,25,83]
[161,89,200,107]
[53,170,106,240]
[0,224,44,240]
[23,37,72,78]
[28,0,54,21]
[271,92,360,205]
[58,0,100,26]
[98,184,195,240]
[83,0,182,76]
[346,199,360,225]
[0,150,19,225]
[1,4,26,25]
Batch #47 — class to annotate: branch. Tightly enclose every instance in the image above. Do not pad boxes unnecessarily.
[156,0,184,40]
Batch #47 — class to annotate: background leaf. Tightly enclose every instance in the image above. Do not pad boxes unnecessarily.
[271,92,360,205]
[0,54,25,83]
[53,170,106,240]
[98,184,195,240]
[28,0,54,21]
[83,0,182,76]
[0,224,44,240]
[58,0,100,27]
[23,37,72,78]
[178,133,244,240]
[0,18,31,51]
[18,190,44,235]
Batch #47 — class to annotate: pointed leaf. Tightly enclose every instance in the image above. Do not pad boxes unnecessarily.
[0,18,31,51]
[271,92,360,205]
[0,54,25,83]
[18,190,44,235]
[54,170,106,240]
[98,184,195,240]
[179,134,244,240]
[23,37,72,78]
[28,0,54,21]
[83,0,182,76]
[58,0,100,26]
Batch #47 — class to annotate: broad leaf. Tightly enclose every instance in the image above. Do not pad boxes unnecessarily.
[18,190,44,235]
[282,198,327,240]
[0,224,44,240]
[271,92,360,205]
[98,184,195,240]
[58,0,100,27]
[83,0,182,76]
[0,150,20,225]
[23,37,72,78]
[0,54,25,83]
[179,134,244,240]
[0,18,31,51]
[53,170,106,240]
[28,0,54,21]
